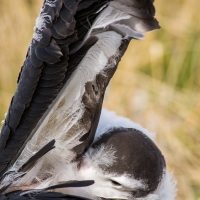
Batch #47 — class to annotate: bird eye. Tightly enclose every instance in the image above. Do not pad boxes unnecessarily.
[110,180,121,186]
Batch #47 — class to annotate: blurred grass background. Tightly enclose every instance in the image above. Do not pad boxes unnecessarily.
[0,0,199,199]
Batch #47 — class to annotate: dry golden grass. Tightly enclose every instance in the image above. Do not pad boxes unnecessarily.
[0,0,199,199]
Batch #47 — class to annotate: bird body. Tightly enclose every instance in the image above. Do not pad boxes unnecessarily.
[0,0,176,199]
[4,109,176,200]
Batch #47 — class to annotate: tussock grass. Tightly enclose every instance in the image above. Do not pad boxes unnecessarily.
[0,0,199,199]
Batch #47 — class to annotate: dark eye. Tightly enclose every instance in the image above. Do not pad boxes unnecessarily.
[110,180,121,186]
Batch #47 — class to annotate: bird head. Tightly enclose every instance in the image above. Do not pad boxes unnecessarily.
[79,128,176,199]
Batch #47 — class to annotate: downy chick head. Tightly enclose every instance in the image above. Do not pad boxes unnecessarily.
[80,128,175,199]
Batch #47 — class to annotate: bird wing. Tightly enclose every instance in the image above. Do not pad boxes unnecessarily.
[0,0,159,179]
[0,0,110,176]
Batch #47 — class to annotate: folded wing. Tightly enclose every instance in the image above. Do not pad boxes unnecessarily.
[0,0,159,181]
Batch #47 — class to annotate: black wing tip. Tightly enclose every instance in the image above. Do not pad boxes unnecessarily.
[45,180,95,191]
[20,139,56,172]
[19,180,95,197]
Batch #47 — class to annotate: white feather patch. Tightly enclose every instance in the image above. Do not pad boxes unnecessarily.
[70,3,143,54]
[111,23,144,39]
[95,109,156,141]
[83,144,117,169]
[137,171,177,200]
[153,171,177,200]
[92,6,131,30]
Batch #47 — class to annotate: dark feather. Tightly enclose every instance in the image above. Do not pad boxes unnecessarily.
[0,1,80,175]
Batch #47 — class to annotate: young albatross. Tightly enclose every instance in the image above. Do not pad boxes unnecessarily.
[0,0,176,199]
